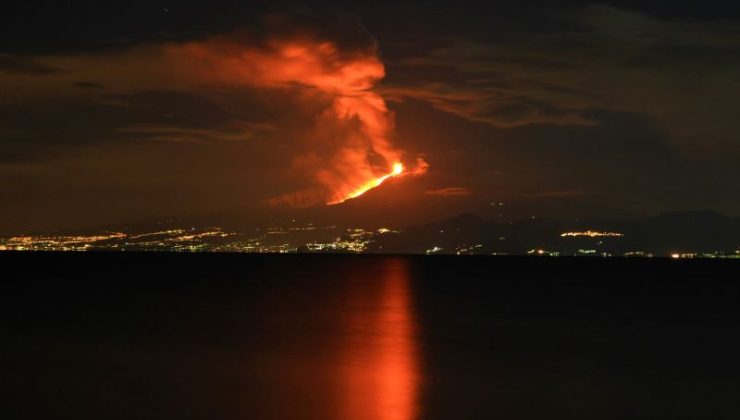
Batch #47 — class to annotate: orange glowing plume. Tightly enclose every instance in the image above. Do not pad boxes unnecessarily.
[162,25,428,206]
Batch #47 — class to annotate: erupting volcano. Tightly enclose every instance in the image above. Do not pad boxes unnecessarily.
[165,17,429,207]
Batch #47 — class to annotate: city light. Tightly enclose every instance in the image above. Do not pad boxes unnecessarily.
[1,224,736,258]
[560,231,624,237]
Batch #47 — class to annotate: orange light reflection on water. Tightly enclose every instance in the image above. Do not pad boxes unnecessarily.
[339,258,420,420]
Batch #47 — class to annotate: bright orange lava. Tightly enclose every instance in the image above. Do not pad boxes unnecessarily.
[328,162,404,205]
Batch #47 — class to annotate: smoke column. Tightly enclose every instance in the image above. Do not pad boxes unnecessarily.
[168,20,425,206]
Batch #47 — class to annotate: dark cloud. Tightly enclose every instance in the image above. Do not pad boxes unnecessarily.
[74,81,104,89]
[0,90,260,162]
[522,190,586,199]
[425,187,472,196]
[117,121,274,144]
[0,54,59,75]
[382,5,740,154]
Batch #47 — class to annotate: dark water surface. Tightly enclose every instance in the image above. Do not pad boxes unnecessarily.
[2,253,740,419]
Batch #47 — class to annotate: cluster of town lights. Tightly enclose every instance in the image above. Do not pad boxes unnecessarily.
[560,230,624,237]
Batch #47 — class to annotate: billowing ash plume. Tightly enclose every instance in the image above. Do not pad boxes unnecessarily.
[165,13,427,206]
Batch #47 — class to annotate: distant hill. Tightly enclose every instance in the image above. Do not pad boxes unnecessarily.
[369,210,740,256]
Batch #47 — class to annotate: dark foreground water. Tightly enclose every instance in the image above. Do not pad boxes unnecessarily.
[2,253,739,420]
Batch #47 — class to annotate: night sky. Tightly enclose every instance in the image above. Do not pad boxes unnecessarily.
[1,1,739,233]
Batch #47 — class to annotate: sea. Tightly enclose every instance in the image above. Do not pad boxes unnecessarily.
[2,253,739,419]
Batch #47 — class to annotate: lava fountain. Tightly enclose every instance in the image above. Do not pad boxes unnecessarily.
[328,162,404,205]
